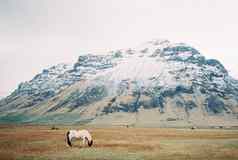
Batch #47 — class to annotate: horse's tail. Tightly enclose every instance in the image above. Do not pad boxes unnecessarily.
[86,137,93,147]
[66,131,72,147]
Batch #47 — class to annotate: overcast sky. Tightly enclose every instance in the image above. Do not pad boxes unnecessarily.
[0,0,238,97]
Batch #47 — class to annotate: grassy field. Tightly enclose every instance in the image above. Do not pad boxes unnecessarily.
[0,125,238,160]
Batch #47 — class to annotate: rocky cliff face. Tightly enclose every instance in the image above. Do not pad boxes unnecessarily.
[0,39,238,126]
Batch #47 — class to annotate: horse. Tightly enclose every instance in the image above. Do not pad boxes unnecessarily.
[66,129,93,147]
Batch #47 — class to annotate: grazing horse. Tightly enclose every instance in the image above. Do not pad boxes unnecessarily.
[66,129,93,147]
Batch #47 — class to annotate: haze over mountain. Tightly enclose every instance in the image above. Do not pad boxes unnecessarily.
[0,39,237,126]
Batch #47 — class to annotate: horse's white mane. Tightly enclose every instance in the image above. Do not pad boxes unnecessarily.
[66,129,93,147]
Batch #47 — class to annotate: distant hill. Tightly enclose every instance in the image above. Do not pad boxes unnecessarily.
[0,39,238,126]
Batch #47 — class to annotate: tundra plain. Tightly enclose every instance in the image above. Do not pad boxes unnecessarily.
[0,125,238,160]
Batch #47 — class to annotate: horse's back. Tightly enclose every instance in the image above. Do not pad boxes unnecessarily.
[78,129,92,139]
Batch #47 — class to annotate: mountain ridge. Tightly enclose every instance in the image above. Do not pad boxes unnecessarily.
[0,39,238,126]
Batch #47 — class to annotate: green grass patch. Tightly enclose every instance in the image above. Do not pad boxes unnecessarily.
[224,142,238,149]
[16,156,48,160]
[0,113,31,123]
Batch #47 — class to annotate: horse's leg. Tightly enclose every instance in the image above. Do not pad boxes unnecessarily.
[82,137,86,146]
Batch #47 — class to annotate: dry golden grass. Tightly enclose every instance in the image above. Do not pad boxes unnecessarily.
[0,125,238,160]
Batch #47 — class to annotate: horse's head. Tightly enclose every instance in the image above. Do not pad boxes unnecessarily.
[88,139,93,147]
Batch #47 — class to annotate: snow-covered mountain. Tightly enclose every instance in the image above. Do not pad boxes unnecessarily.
[0,39,238,126]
